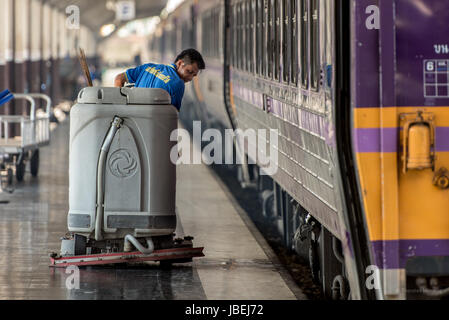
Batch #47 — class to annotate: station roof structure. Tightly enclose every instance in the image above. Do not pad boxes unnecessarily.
[46,0,168,35]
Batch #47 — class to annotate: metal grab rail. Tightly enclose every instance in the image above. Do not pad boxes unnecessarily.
[0,93,51,149]
[27,93,51,118]
[11,94,36,121]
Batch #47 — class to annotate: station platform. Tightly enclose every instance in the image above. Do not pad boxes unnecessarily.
[0,119,304,300]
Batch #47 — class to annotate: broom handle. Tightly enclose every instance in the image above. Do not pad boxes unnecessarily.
[78,48,93,87]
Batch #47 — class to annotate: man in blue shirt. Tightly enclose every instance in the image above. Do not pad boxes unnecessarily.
[114,49,205,111]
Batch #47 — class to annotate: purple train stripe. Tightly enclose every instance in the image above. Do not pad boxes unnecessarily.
[354,128,398,153]
[436,127,449,151]
[371,239,449,269]
[354,127,449,153]
[233,84,264,111]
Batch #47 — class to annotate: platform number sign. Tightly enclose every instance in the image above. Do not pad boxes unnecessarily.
[116,1,136,21]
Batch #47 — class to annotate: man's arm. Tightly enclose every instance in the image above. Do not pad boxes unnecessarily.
[114,73,127,87]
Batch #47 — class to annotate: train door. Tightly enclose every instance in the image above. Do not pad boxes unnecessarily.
[352,0,449,299]
[191,4,197,48]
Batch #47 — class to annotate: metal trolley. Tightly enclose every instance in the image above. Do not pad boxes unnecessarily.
[0,91,51,189]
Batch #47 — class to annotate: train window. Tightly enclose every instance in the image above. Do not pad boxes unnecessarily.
[282,0,290,83]
[241,1,245,71]
[247,0,252,72]
[181,23,187,50]
[256,0,263,75]
[232,4,237,67]
[237,2,242,70]
[216,9,219,58]
[219,8,224,59]
[244,0,248,71]
[245,0,250,72]
[172,27,177,56]
[300,0,309,88]
[267,0,273,79]
[191,5,197,48]
[213,11,216,57]
[209,12,212,57]
[202,15,207,57]
[219,8,223,59]
[165,31,171,57]
[160,33,166,57]
[166,31,170,56]
[291,0,298,85]
[210,13,213,56]
[211,13,213,57]
[274,0,280,80]
[216,9,220,58]
[310,0,319,90]
[262,0,267,77]
[243,2,246,69]
[211,11,215,57]
[248,1,254,73]
[205,14,210,57]
[212,11,216,57]
[242,1,246,69]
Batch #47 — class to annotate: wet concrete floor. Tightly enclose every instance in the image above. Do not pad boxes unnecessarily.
[0,120,300,300]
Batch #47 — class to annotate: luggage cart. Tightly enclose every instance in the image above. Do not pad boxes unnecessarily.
[0,91,51,190]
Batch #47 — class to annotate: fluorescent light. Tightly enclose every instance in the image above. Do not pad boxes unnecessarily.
[115,16,161,38]
[165,0,185,15]
[100,24,116,37]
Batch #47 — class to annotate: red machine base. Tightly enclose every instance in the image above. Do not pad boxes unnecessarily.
[49,246,204,268]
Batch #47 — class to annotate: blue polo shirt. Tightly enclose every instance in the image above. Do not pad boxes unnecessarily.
[125,63,185,111]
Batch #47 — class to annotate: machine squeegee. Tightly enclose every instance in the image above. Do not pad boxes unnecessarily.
[50,239,204,268]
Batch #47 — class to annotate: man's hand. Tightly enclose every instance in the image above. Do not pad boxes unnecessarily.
[114,73,127,87]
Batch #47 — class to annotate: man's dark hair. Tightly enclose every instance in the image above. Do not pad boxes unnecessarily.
[175,49,206,70]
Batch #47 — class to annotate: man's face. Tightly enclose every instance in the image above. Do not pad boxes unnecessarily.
[176,60,200,83]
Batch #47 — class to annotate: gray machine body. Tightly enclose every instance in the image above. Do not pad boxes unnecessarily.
[68,87,178,239]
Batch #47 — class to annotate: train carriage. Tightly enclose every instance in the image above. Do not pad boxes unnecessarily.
[148,0,449,300]
[351,0,449,299]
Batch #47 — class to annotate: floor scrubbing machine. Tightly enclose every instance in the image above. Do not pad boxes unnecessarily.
[50,87,203,267]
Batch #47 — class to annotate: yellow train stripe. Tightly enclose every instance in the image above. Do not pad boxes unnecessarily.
[354,106,449,128]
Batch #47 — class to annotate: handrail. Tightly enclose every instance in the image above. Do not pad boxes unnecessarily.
[11,93,36,121]
[28,93,52,118]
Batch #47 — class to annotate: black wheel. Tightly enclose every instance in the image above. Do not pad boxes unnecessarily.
[7,168,13,186]
[16,161,25,182]
[309,240,321,284]
[30,150,39,177]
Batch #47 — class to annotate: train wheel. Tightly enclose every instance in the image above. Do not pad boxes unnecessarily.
[30,150,39,177]
[309,240,321,284]
[7,168,13,186]
[16,160,25,182]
